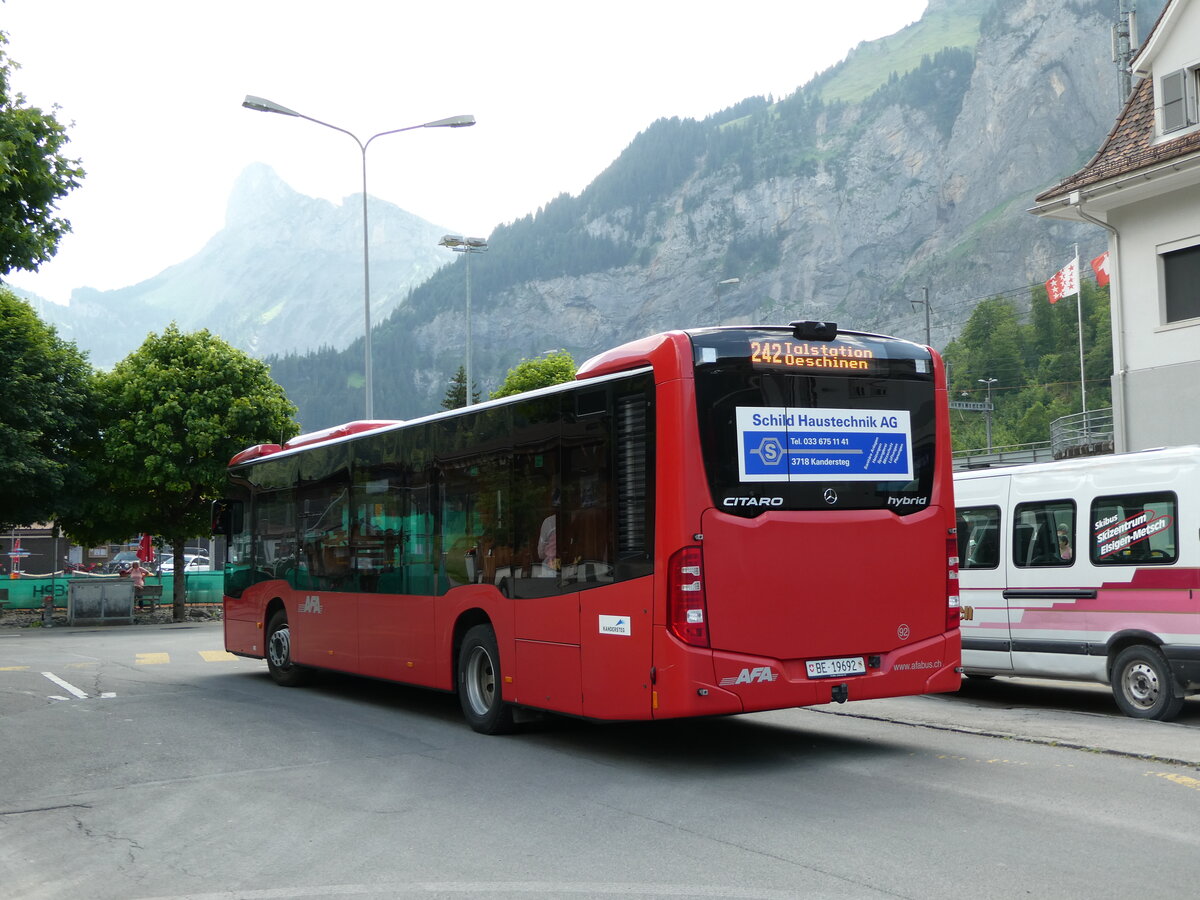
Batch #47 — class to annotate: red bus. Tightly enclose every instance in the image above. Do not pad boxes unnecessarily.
[216,322,961,733]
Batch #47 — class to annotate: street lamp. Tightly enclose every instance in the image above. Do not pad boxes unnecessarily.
[439,235,489,407]
[978,377,998,453]
[715,277,740,324]
[242,95,475,419]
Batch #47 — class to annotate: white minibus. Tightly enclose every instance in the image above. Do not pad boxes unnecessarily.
[954,446,1200,720]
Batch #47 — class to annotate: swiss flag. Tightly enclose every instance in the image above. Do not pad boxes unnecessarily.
[1091,251,1111,287]
[1045,257,1079,304]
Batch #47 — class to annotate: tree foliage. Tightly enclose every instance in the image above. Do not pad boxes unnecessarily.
[0,32,85,275]
[440,365,481,410]
[0,288,97,529]
[61,326,299,619]
[490,350,577,399]
[943,281,1112,452]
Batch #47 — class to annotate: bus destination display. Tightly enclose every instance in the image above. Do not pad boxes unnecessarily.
[749,339,878,372]
[736,406,914,482]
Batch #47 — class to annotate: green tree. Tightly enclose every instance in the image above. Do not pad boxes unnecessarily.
[0,288,97,529]
[942,283,1113,454]
[62,326,299,620]
[440,365,481,410]
[489,350,576,399]
[0,32,85,274]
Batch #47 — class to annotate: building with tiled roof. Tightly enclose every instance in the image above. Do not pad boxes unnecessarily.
[1030,0,1200,452]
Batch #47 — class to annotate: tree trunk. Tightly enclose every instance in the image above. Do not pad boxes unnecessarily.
[172,542,186,622]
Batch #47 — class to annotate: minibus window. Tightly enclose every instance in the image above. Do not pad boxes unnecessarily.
[1090,492,1178,565]
[1013,501,1075,567]
[957,506,1000,569]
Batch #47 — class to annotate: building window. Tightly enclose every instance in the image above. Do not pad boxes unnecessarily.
[1161,68,1198,133]
[1163,244,1200,323]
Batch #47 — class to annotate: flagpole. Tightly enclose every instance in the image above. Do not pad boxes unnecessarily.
[1074,243,1087,424]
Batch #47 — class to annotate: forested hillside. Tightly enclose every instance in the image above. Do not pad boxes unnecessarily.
[269,0,1147,431]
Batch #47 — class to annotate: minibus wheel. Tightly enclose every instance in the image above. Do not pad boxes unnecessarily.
[458,624,516,735]
[1110,645,1183,720]
[266,610,311,687]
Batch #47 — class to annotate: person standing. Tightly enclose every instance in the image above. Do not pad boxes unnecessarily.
[129,560,150,609]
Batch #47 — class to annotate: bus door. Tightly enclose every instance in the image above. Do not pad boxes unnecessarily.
[956,483,1013,673]
[1004,477,1087,678]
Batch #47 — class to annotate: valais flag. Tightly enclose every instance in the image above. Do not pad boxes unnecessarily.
[1091,250,1111,287]
[1045,257,1079,304]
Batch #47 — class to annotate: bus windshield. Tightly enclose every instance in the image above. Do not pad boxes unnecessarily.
[691,327,937,515]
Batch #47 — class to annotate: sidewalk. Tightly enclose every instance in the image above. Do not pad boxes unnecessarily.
[805,684,1200,768]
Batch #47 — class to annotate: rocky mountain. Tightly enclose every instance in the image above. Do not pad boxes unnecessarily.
[24,0,1166,430]
[268,0,1164,430]
[34,163,451,368]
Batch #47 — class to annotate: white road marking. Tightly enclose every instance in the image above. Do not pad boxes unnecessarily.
[41,672,88,699]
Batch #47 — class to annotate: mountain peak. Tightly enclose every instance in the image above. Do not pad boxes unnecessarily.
[226,163,308,227]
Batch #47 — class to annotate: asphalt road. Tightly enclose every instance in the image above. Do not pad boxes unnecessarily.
[1,623,1197,900]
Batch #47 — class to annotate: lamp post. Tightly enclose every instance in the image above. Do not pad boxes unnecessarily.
[978,377,998,453]
[439,235,489,407]
[715,277,740,324]
[242,95,475,419]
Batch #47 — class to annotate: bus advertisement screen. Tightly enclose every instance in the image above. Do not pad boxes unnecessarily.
[736,406,914,482]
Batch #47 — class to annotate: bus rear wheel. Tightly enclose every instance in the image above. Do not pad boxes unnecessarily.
[458,624,515,735]
[1110,645,1183,721]
[266,610,311,687]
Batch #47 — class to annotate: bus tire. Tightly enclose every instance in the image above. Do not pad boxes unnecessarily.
[1110,645,1183,721]
[266,610,311,687]
[458,624,515,735]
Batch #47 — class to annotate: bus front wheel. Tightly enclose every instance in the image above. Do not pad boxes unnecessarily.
[458,624,515,735]
[1110,645,1183,721]
[266,610,311,687]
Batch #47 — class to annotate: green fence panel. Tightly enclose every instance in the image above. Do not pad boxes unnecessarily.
[1,572,224,611]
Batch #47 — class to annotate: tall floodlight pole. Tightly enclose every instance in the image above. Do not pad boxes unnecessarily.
[439,235,489,406]
[716,277,740,324]
[911,286,932,347]
[242,96,475,419]
[978,377,998,453]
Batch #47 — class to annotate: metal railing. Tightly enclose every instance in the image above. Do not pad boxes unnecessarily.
[952,442,1055,469]
[952,408,1115,470]
[1050,407,1114,459]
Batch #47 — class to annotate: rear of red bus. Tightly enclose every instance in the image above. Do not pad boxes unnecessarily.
[587,323,961,719]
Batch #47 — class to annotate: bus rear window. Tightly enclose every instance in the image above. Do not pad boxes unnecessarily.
[691,328,937,516]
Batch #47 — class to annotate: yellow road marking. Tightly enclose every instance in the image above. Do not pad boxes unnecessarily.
[0,665,30,671]
[199,650,237,662]
[1149,772,1200,791]
[135,653,170,665]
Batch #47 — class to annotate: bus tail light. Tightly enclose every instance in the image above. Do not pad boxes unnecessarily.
[668,546,709,648]
[946,536,961,631]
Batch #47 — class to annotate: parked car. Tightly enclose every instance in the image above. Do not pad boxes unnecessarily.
[103,551,142,574]
[159,554,211,574]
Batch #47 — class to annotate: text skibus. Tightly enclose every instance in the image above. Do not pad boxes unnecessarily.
[216,323,962,733]
[955,446,1200,720]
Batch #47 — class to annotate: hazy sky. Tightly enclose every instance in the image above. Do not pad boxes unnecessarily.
[3,0,926,304]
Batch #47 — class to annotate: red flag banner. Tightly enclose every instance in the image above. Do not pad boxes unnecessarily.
[1045,257,1080,304]
[138,533,154,562]
[1090,251,1111,287]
